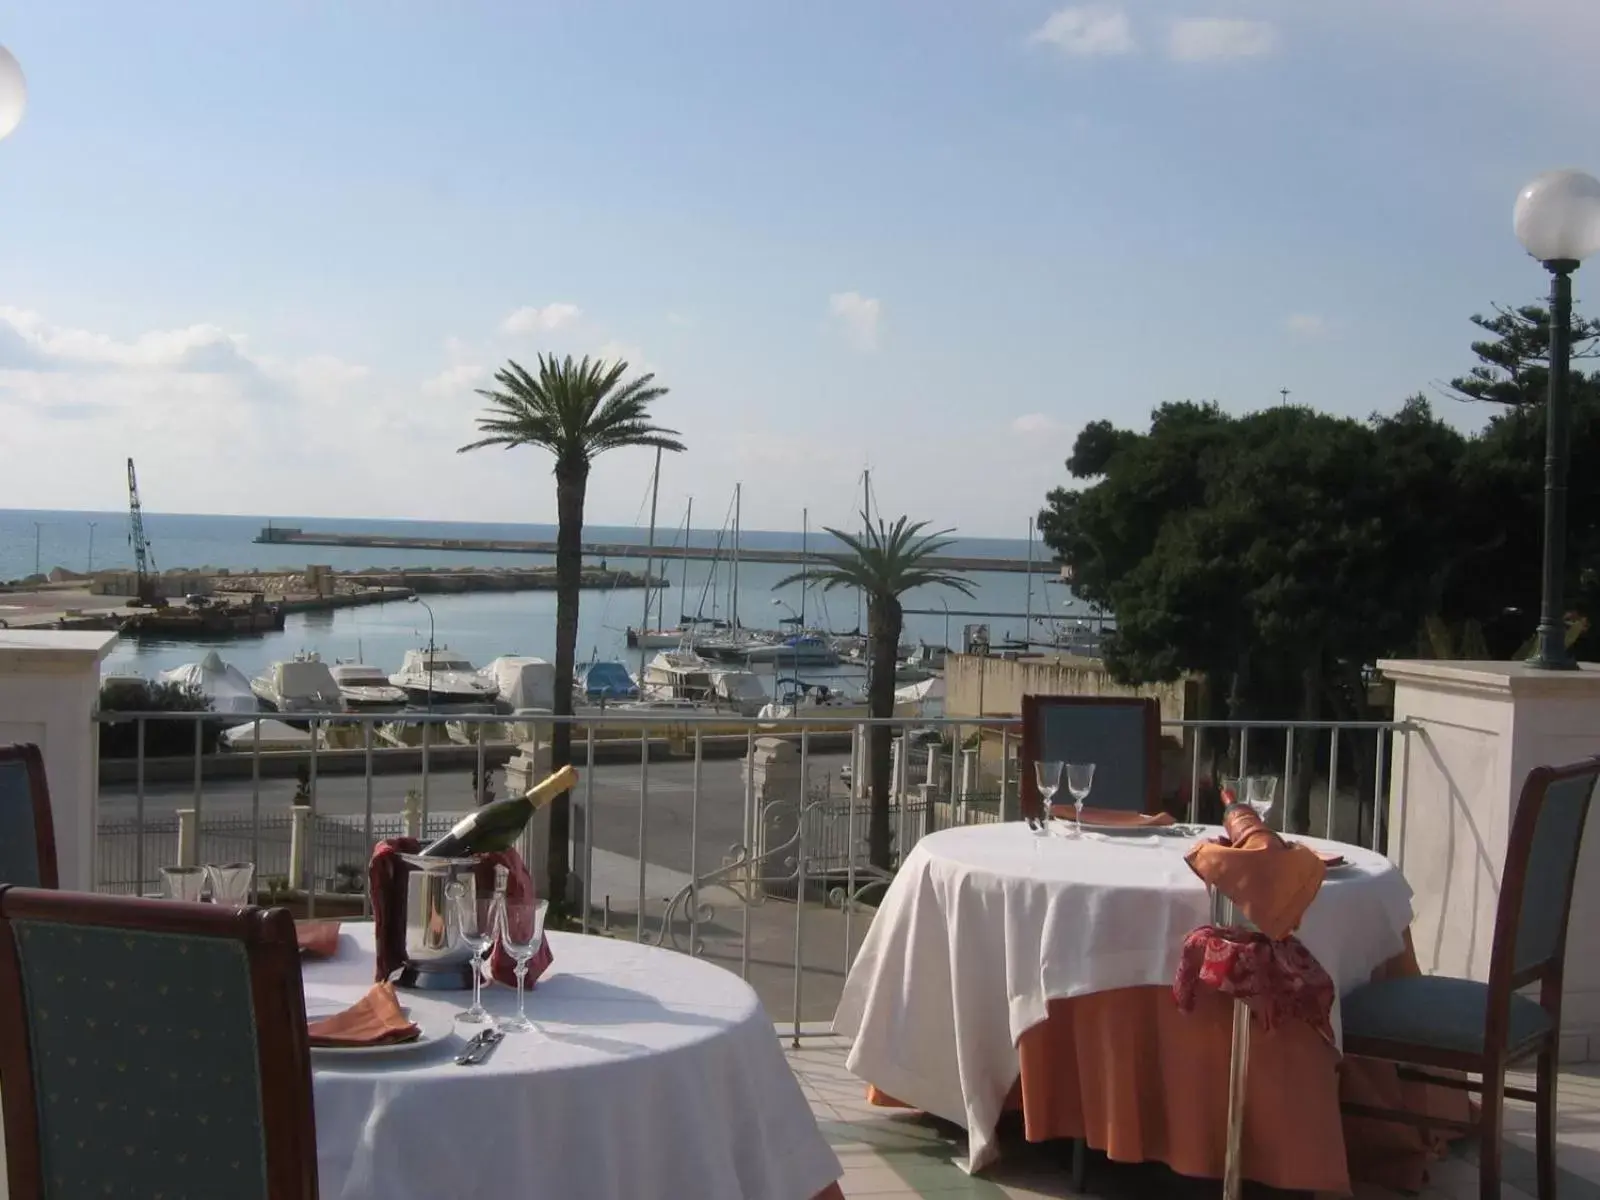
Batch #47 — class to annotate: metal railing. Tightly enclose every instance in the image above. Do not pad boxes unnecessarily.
[92,707,1413,1041]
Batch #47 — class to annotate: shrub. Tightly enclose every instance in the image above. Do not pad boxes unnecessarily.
[98,679,223,758]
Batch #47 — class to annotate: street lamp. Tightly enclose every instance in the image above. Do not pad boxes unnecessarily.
[937,595,951,652]
[0,46,25,142]
[771,598,800,625]
[86,521,97,573]
[1514,169,1600,669]
[408,595,437,707]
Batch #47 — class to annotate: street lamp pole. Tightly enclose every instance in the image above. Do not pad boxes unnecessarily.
[409,595,437,707]
[87,521,97,573]
[1514,169,1600,669]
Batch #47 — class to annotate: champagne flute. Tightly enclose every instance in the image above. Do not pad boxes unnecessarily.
[1245,775,1278,825]
[1066,763,1096,833]
[1033,760,1063,832]
[447,881,495,1026]
[498,899,550,1034]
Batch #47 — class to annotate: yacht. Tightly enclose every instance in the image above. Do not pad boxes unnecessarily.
[329,662,408,712]
[388,648,499,709]
[161,650,258,718]
[250,653,341,714]
[577,660,639,703]
[641,650,768,716]
[758,679,919,723]
[742,634,841,667]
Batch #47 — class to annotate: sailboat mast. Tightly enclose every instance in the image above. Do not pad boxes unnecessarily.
[679,497,692,628]
[1025,515,1035,651]
[800,507,808,629]
[731,482,742,633]
[641,448,661,636]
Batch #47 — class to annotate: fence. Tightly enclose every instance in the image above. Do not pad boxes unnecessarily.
[93,708,1412,1037]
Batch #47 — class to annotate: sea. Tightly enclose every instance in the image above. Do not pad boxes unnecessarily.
[0,509,1086,692]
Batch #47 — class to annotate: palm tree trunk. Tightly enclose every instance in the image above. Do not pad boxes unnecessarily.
[549,460,587,912]
[866,595,902,870]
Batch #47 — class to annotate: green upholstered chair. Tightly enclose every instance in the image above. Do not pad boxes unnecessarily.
[0,745,55,889]
[1020,695,1161,819]
[0,888,318,1199]
[1340,758,1600,1200]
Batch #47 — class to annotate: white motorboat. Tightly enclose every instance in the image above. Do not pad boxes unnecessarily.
[641,650,768,716]
[479,656,556,713]
[741,634,841,667]
[758,679,919,723]
[329,662,408,712]
[388,648,499,709]
[220,719,316,752]
[161,650,258,718]
[250,653,341,714]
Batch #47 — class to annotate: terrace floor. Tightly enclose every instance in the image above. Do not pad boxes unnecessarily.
[787,1036,1600,1199]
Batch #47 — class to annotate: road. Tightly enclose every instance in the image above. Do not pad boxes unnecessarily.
[100,754,851,878]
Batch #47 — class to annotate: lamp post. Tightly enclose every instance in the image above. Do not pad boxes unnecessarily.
[408,595,437,707]
[86,521,97,573]
[1514,169,1600,669]
[0,46,25,143]
[937,595,951,652]
[771,598,800,625]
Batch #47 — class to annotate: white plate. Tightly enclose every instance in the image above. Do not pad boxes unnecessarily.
[305,1000,455,1061]
[1070,821,1190,837]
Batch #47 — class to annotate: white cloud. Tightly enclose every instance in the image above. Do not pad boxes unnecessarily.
[1284,313,1330,338]
[421,362,487,398]
[1167,18,1278,62]
[500,302,583,336]
[0,306,256,372]
[1031,6,1137,57]
[828,292,883,352]
[1010,413,1063,435]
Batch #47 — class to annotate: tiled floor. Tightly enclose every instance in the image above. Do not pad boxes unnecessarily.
[786,1036,1600,1199]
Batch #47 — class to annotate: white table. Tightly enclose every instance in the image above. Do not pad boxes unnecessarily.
[832,823,1413,1170]
[304,925,841,1200]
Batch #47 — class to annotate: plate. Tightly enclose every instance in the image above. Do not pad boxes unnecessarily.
[305,1000,455,1061]
[1067,820,1198,838]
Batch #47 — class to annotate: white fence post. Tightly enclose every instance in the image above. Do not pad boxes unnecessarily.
[175,808,198,867]
[289,805,312,891]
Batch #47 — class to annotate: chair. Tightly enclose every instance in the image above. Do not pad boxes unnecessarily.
[0,744,56,888]
[1339,758,1600,1200]
[1019,695,1160,820]
[0,887,318,1199]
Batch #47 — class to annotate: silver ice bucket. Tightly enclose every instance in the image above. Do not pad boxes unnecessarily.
[397,854,481,991]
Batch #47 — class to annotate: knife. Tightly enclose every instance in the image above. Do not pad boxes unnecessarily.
[471,1029,505,1066]
[454,1029,493,1066]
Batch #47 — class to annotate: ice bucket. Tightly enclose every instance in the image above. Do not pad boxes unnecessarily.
[397,853,481,991]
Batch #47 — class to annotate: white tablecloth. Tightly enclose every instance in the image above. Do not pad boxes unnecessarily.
[305,925,840,1200]
[832,823,1413,1170]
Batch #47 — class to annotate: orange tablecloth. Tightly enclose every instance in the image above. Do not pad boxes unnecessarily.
[868,932,1465,1194]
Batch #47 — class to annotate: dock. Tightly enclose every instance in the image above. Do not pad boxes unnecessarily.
[255,526,1044,574]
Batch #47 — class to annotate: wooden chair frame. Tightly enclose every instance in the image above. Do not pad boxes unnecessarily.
[1019,695,1162,820]
[1341,759,1600,1200]
[0,887,319,1198]
[0,744,56,888]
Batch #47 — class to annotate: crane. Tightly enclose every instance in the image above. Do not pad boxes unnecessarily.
[126,457,164,608]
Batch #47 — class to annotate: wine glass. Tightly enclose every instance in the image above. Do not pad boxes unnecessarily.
[1066,763,1096,833]
[1245,775,1278,825]
[1033,760,1063,832]
[159,865,206,902]
[497,899,550,1034]
[205,862,255,906]
[447,881,495,1026]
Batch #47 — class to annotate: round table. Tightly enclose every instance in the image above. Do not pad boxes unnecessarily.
[833,822,1414,1171]
[304,925,841,1200]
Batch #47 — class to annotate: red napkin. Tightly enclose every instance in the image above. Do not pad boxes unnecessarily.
[1184,804,1326,940]
[1050,806,1175,828]
[368,838,553,988]
[307,981,420,1047]
[1172,924,1335,1043]
[296,920,342,960]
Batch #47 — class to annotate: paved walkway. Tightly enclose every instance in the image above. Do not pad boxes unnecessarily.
[786,1036,1600,1199]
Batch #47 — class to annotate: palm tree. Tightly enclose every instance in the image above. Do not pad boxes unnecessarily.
[461,354,685,909]
[778,515,972,869]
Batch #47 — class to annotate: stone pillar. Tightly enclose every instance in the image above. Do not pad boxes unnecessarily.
[502,740,554,901]
[1381,659,1600,1062]
[0,631,119,891]
[745,737,801,889]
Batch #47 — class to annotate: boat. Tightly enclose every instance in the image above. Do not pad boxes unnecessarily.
[160,650,258,717]
[479,656,556,713]
[250,653,341,714]
[641,650,768,716]
[758,679,920,723]
[577,660,639,702]
[388,648,499,709]
[220,718,316,752]
[329,662,408,712]
[742,633,841,667]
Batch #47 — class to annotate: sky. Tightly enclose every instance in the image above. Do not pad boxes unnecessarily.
[0,1,1598,537]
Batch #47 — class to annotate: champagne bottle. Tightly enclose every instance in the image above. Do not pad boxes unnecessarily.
[420,765,579,857]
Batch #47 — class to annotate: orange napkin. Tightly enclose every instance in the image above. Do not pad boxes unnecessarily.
[1185,804,1325,940]
[307,982,420,1048]
[296,920,342,960]
[1051,806,1175,828]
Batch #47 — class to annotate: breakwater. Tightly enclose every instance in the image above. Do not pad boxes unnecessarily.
[255,525,1041,574]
